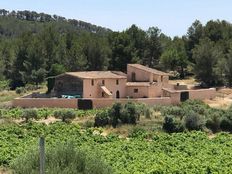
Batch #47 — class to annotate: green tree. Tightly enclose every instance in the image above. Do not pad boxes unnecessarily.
[31,68,47,87]
[225,48,232,86]
[192,38,224,86]
[1,41,14,79]
[40,26,60,71]
[108,32,131,71]
[126,24,146,63]
[48,63,66,77]
[10,32,32,89]
[160,37,188,78]
[65,33,88,71]
[186,20,203,61]
[143,27,162,67]
[109,25,146,71]
[83,35,110,70]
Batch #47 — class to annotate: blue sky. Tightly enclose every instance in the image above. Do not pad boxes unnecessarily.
[0,0,232,37]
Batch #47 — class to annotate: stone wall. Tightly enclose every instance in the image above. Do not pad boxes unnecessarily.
[13,97,171,109]
[162,88,216,105]
[188,88,216,100]
[12,98,78,108]
[12,88,216,109]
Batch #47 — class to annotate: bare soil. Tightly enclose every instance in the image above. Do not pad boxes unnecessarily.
[35,117,59,125]
[0,168,11,174]
[204,88,232,109]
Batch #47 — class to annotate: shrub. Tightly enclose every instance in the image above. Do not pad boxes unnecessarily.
[53,109,76,123]
[120,102,140,124]
[136,103,153,119]
[163,115,183,133]
[181,100,209,115]
[11,142,113,174]
[38,108,50,119]
[184,111,204,131]
[153,105,165,112]
[206,113,221,133]
[220,118,232,132]
[0,80,9,91]
[24,84,39,91]
[15,87,26,94]
[83,120,94,128]
[94,110,109,127]
[95,102,153,128]
[109,103,122,128]
[161,106,185,118]
[22,109,38,122]
[129,127,148,139]
[181,99,207,107]
[144,107,152,119]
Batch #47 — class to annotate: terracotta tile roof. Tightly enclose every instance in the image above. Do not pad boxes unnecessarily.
[64,71,127,79]
[128,64,170,76]
[126,82,151,87]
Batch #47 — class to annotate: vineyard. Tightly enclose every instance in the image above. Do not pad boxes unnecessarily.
[1,100,232,173]
[1,122,232,173]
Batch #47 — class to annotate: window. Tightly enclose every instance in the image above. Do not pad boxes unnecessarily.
[102,80,105,85]
[134,89,138,93]
[116,79,119,85]
[102,92,104,97]
[161,76,163,82]
[91,79,94,86]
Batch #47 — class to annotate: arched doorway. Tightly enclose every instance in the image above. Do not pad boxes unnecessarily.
[116,90,120,98]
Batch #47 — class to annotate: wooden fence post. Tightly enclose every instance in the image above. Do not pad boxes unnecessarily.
[39,137,45,174]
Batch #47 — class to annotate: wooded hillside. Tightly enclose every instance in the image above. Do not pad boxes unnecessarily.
[1,9,232,89]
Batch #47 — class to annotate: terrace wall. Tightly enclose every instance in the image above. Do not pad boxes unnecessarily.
[188,88,216,100]
[13,97,171,109]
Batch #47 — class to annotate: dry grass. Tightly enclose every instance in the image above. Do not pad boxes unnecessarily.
[0,90,20,103]
[169,76,197,85]
[204,97,232,109]
[217,88,232,95]
[0,85,47,107]
[204,87,232,109]
[35,116,59,125]
[0,167,11,174]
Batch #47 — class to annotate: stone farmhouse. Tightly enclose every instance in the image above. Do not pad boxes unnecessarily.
[13,64,216,109]
[53,64,170,99]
